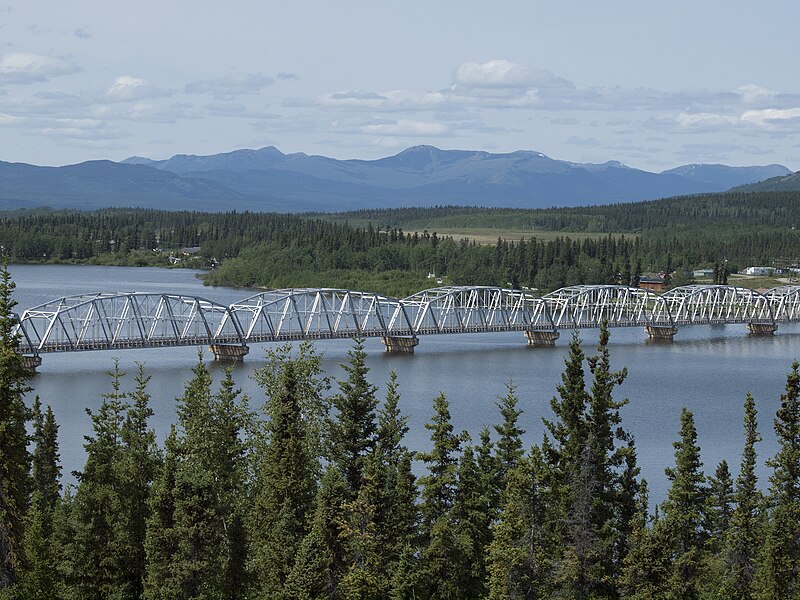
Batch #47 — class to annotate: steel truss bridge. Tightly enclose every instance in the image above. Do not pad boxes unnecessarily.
[11,284,800,363]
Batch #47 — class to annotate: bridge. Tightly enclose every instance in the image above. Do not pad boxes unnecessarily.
[11,284,800,367]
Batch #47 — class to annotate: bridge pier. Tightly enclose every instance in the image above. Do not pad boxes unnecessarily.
[381,336,419,354]
[524,330,560,347]
[21,355,42,372]
[748,322,778,335]
[209,344,250,362]
[645,325,678,341]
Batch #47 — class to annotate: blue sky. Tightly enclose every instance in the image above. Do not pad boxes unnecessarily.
[1,0,799,170]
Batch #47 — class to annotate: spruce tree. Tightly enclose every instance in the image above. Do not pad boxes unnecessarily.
[118,364,160,600]
[370,371,417,575]
[495,381,525,491]
[284,467,349,600]
[661,408,707,599]
[756,361,800,599]
[418,392,463,528]
[415,392,466,599]
[0,261,32,589]
[328,339,379,498]
[620,480,671,598]
[720,393,762,600]
[143,359,250,600]
[62,362,131,600]
[249,343,323,596]
[17,399,61,600]
[487,448,557,599]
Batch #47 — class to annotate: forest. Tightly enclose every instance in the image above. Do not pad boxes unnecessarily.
[1,262,799,599]
[1,190,799,296]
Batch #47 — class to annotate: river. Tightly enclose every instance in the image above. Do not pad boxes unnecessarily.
[8,263,800,504]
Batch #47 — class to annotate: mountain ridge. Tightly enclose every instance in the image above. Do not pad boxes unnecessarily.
[0,146,791,212]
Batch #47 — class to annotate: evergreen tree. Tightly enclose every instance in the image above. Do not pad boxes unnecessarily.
[30,400,60,511]
[620,480,671,598]
[284,467,349,600]
[328,339,379,498]
[249,343,324,597]
[117,364,160,600]
[756,361,800,599]
[660,408,707,599]
[0,261,32,589]
[17,399,61,600]
[487,448,557,599]
[143,359,250,600]
[370,371,417,574]
[494,381,525,490]
[704,460,734,554]
[415,392,466,599]
[418,392,464,528]
[720,393,762,600]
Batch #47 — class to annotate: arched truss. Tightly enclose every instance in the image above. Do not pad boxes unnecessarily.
[12,284,800,356]
[661,285,774,325]
[401,286,554,334]
[543,285,673,329]
[764,285,800,322]
[224,288,414,341]
[16,293,240,353]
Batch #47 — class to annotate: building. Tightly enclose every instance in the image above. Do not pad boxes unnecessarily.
[693,269,715,279]
[638,276,665,292]
[743,266,780,276]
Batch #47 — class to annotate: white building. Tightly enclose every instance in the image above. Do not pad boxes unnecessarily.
[743,266,779,276]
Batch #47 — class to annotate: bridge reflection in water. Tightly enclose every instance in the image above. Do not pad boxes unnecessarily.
[12,284,800,366]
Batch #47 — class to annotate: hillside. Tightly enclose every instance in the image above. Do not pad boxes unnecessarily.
[730,171,800,192]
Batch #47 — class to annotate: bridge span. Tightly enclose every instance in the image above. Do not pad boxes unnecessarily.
[11,284,800,366]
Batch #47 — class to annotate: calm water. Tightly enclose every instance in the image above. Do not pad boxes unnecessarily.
[9,264,800,503]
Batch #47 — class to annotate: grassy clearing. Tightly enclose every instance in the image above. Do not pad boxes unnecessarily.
[718,274,797,291]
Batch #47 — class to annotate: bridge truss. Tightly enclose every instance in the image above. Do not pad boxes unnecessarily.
[12,284,800,358]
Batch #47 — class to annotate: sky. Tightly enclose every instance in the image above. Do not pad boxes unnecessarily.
[1,0,799,171]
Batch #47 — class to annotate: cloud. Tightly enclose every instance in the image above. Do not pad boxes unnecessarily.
[105,76,170,102]
[359,119,449,136]
[567,136,602,147]
[0,53,80,84]
[453,59,538,88]
[0,112,24,125]
[185,73,274,99]
[276,72,300,81]
[74,28,91,39]
[741,107,800,126]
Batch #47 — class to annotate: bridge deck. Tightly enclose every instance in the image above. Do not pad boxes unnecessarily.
[12,284,799,355]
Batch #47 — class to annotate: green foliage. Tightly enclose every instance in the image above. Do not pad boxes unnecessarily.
[660,408,708,599]
[328,339,379,497]
[0,260,32,590]
[756,362,800,599]
[248,343,324,596]
[720,393,763,600]
[143,359,250,600]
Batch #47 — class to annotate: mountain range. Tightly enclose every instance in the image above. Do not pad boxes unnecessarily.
[0,146,794,212]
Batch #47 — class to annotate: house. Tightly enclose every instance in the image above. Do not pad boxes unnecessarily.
[693,269,715,278]
[638,276,665,292]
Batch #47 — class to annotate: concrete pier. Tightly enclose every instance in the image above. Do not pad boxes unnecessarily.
[747,322,778,335]
[645,325,678,340]
[209,344,250,362]
[524,330,560,347]
[21,355,42,372]
[381,336,419,354]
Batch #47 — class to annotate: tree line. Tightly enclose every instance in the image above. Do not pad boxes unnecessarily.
[1,264,799,598]
[3,191,800,296]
